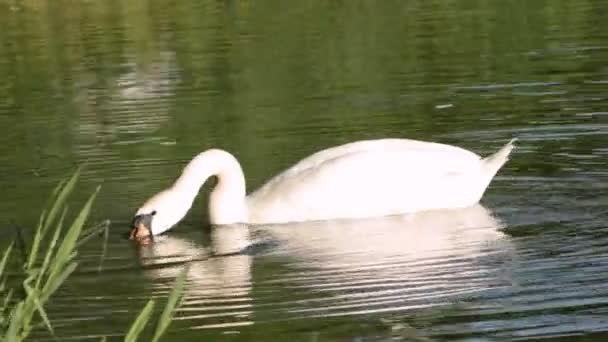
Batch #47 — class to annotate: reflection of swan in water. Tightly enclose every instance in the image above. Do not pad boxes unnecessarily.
[266,204,506,263]
[135,225,254,330]
[259,205,513,318]
[135,205,512,328]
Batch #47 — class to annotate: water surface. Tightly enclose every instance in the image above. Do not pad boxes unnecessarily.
[1,1,607,340]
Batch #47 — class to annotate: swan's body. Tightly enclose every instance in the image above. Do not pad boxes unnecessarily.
[132,138,516,237]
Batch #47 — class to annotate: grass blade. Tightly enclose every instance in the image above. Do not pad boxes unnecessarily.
[124,300,155,342]
[23,283,54,336]
[27,170,79,270]
[26,208,47,270]
[43,185,100,296]
[34,207,67,291]
[18,273,42,336]
[0,243,13,310]
[41,170,79,236]
[5,301,25,340]
[1,169,104,342]
[26,224,44,271]
[2,288,14,312]
[151,267,188,342]
[0,243,13,277]
[39,262,78,304]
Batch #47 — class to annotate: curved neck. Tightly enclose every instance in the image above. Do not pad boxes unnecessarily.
[173,149,247,224]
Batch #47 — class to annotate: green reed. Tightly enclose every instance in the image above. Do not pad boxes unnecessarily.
[0,169,185,342]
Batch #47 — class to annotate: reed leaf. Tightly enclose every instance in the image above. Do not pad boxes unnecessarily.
[42,185,100,296]
[34,207,67,292]
[1,169,102,341]
[26,223,44,271]
[18,273,41,337]
[1,169,183,341]
[27,170,79,270]
[26,208,47,270]
[23,282,54,336]
[5,301,25,340]
[2,288,14,313]
[124,300,155,342]
[151,267,188,342]
[39,262,78,305]
[0,243,14,278]
[42,169,79,236]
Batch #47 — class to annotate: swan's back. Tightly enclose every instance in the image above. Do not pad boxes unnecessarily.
[273,139,479,179]
[246,139,515,224]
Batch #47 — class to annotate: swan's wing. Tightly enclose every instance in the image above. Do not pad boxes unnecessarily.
[247,143,484,223]
[280,138,479,178]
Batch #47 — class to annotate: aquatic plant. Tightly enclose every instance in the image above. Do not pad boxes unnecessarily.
[0,169,185,341]
[125,267,187,342]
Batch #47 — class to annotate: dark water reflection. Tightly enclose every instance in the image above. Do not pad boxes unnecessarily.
[1,0,607,340]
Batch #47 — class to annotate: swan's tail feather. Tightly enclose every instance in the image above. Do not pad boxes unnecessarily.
[482,138,517,173]
[468,138,516,204]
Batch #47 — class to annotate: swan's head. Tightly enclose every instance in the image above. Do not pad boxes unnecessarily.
[129,211,156,245]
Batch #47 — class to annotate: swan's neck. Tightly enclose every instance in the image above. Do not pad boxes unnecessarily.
[173,149,247,224]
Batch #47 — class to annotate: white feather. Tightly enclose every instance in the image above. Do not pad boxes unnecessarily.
[136,138,516,235]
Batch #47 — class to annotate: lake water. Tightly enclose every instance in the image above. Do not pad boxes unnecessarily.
[1,1,607,340]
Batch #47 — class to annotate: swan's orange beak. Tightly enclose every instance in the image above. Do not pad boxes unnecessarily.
[129,222,152,245]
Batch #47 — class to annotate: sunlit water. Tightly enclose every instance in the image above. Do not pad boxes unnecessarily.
[1,1,607,341]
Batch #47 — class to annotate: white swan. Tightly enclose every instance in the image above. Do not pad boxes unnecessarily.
[130,138,516,240]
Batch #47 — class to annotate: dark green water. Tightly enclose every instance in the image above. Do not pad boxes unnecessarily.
[1,0,607,340]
